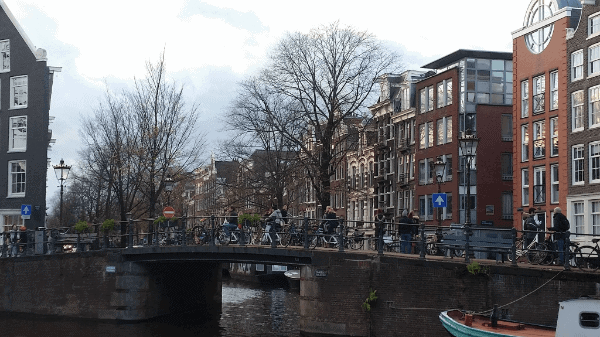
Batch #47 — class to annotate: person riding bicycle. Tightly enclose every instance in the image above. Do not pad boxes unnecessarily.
[223,206,238,237]
[547,207,570,264]
[323,206,339,234]
[267,206,283,233]
[524,209,541,246]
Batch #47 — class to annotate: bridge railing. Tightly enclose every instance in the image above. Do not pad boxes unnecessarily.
[3,215,597,272]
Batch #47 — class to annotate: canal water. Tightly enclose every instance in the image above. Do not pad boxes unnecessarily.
[0,280,300,337]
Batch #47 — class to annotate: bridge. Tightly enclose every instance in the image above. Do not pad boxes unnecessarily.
[1,218,599,336]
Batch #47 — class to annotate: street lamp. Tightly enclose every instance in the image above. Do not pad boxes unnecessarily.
[53,159,71,228]
[458,129,479,263]
[432,157,446,237]
[165,174,174,205]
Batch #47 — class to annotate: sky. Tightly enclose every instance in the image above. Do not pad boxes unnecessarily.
[2,0,532,207]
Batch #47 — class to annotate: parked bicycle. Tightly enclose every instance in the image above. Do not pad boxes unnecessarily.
[574,238,600,271]
[217,223,252,245]
[281,222,304,247]
[253,222,283,246]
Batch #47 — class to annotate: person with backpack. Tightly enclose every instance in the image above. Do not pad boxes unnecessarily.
[547,207,570,264]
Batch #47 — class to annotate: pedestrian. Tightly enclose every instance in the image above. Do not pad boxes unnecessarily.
[547,207,570,264]
[19,225,27,255]
[281,205,289,224]
[324,206,338,234]
[269,206,283,232]
[398,210,412,254]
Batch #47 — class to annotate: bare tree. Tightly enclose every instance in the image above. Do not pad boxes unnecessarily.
[230,22,401,215]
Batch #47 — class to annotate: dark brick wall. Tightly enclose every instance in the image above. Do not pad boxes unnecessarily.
[299,251,598,337]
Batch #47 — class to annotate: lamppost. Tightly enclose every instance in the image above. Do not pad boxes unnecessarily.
[53,159,71,228]
[458,129,479,263]
[432,157,446,238]
[165,174,174,205]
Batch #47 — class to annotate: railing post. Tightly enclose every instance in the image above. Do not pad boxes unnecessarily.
[77,232,82,253]
[377,219,384,255]
[239,219,245,247]
[419,222,426,260]
[49,229,55,255]
[338,220,345,253]
[210,215,216,247]
[128,218,134,249]
[511,228,517,267]
[303,217,309,250]
[564,231,571,271]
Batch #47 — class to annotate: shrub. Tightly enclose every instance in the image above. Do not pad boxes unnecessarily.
[101,219,115,232]
[74,221,90,233]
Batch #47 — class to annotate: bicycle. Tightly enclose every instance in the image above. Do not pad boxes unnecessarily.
[536,232,579,267]
[508,230,547,264]
[310,227,342,249]
[217,224,252,245]
[254,222,283,246]
[348,229,365,250]
[574,238,600,271]
[281,223,304,247]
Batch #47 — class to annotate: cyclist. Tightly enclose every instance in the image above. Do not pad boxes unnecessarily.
[547,207,570,264]
[223,207,238,238]
[268,206,283,233]
[324,206,339,234]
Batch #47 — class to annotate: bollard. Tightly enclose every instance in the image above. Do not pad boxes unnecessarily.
[338,221,345,253]
[564,231,571,271]
[511,228,518,267]
[303,217,309,250]
[419,222,426,260]
[377,219,384,255]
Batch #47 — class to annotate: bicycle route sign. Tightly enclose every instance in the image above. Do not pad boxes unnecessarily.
[163,206,175,218]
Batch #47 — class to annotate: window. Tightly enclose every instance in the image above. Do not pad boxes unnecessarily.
[592,201,600,235]
[446,117,452,143]
[444,193,453,219]
[502,192,513,220]
[0,39,9,73]
[501,153,513,180]
[549,117,558,157]
[522,168,529,206]
[420,88,426,113]
[437,82,444,108]
[444,154,452,181]
[580,312,600,328]
[10,76,27,109]
[446,79,453,106]
[522,124,529,162]
[501,114,512,141]
[591,13,600,36]
[428,122,433,147]
[590,44,600,77]
[436,117,452,145]
[428,86,434,112]
[533,166,546,204]
[590,85,600,128]
[551,164,559,204]
[591,142,600,183]
[572,50,583,81]
[521,80,529,118]
[437,119,444,145]
[419,124,425,149]
[550,71,558,110]
[8,160,25,197]
[9,116,27,152]
[533,75,545,114]
[573,145,585,185]
[419,160,426,185]
[533,120,545,158]
[573,90,584,131]
[573,201,584,234]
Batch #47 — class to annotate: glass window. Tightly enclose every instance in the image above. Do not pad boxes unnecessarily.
[574,201,584,234]
[502,114,513,141]
[573,91,584,131]
[477,93,490,104]
[572,50,584,81]
[501,153,513,180]
[420,88,426,113]
[533,166,546,204]
[590,44,600,76]
[476,59,491,70]
[419,124,426,149]
[590,85,600,128]
[10,76,27,109]
[445,193,452,219]
[591,142,600,183]
[533,75,545,114]
[446,79,453,105]
[591,14,600,36]
[550,71,558,110]
[551,164,559,204]
[533,120,545,158]
[437,119,444,145]
[502,192,513,219]
[550,117,558,156]
[0,39,9,73]
[573,145,585,185]
[521,80,529,118]
[491,60,504,71]
[491,82,503,93]
[444,154,452,180]
[592,201,600,235]
[428,122,433,148]
[446,117,452,143]
[437,82,444,108]
[522,169,529,206]
[9,116,26,152]
[8,160,25,197]
[419,160,426,185]
[428,86,434,111]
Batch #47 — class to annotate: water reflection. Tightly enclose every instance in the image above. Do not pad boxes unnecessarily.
[0,280,299,337]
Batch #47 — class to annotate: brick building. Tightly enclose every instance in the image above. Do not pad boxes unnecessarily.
[416,50,514,228]
[0,2,60,230]
[566,0,600,242]
[512,0,582,230]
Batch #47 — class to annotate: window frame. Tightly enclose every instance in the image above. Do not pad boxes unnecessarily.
[550,71,558,110]
[521,124,529,162]
[573,145,585,186]
[532,74,545,114]
[7,160,26,198]
[522,168,530,206]
[0,39,9,73]
[533,120,546,159]
[573,201,584,234]
[551,164,559,204]
[590,12,600,37]
[572,50,584,82]
[533,166,546,204]
[550,117,558,157]
[589,43,600,77]
[592,200,600,235]
[521,80,529,118]
[8,116,27,152]
[573,90,585,132]
[590,141,600,184]
[590,85,600,129]
[9,75,27,110]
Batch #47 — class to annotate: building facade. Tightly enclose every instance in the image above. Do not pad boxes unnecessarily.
[566,0,600,242]
[416,50,514,228]
[512,0,582,230]
[0,2,60,231]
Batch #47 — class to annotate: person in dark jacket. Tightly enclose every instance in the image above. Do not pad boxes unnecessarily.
[547,207,569,264]
[223,207,238,237]
[398,210,412,254]
[324,206,338,234]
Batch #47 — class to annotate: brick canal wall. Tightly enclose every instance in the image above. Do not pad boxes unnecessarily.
[299,251,599,337]
[0,251,222,320]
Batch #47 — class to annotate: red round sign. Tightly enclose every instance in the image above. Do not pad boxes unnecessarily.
[163,206,175,218]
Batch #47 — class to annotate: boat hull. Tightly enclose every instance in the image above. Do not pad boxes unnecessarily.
[440,310,555,337]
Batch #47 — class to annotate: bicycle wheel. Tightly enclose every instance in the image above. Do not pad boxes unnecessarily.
[217,231,230,245]
[426,242,438,255]
[508,239,524,262]
[527,242,548,265]
[575,246,600,271]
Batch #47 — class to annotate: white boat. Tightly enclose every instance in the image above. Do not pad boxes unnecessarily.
[284,269,300,289]
[440,297,600,337]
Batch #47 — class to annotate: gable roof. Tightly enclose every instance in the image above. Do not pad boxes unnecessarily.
[0,0,47,61]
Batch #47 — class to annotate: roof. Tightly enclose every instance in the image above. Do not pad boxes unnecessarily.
[421,49,513,70]
[0,0,47,61]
